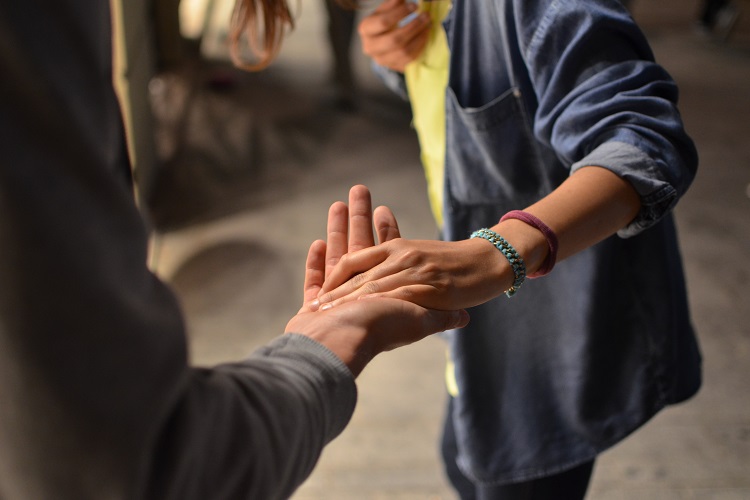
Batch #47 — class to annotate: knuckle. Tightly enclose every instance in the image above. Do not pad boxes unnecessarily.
[386,238,407,254]
[371,16,391,32]
[337,253,352,266]
[419,260,439,275]
[397,247,421,267]
[361,281,381,295]
[351,272,370,288]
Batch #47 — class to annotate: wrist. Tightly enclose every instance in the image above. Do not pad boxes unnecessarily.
[468,229,527,297]
[286,314,373,377]
[498,210,559,277]
[463,237,516,297]
[492,218,549,278]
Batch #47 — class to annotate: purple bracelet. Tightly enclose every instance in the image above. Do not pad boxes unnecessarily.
[499,210,558,278]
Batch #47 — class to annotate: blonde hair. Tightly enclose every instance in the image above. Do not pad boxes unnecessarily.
[229,0,295,70]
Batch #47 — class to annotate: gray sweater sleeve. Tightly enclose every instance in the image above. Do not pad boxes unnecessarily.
[0,1,356,499]
[142,335,357,500]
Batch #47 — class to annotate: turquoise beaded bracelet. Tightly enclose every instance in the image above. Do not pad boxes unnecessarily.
[470,228,526,297]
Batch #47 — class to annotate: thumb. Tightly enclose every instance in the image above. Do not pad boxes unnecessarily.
[424,308,470,334]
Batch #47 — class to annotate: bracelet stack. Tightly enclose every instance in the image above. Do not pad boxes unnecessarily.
[470,228,526,298]
[499,210,558,278]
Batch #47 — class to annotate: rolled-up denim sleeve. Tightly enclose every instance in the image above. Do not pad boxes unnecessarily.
[516,0,698,236]
[571,141,682,238]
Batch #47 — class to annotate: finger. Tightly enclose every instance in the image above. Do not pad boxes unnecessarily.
[386,301,470,346]
[366,299,470,353]
[359,283,447,310]
[364,23,430,72]
[422,308,471,337]
[398,24,431,59]
[318,244,390,297]
[361,12,430,55]
[326,201,349,279]
[360,0,416,37]
[348,185,375,252]
[323,279,440,312]
[301,239,327,311]
[373,205,401,243]
[319,259,426,309]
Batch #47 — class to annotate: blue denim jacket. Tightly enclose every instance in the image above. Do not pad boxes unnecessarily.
[377,0,701,485]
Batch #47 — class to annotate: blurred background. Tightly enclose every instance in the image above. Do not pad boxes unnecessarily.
[111,0,750,498]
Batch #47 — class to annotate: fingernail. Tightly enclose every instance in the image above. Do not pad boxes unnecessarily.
[398,10,420,27]
[320,303,333,311]
[309,299,320,311]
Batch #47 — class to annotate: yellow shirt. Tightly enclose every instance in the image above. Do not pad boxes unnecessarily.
[403,0,458,397]
[404,0,452,229]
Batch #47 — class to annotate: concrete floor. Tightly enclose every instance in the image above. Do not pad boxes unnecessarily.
[144,0,750,498]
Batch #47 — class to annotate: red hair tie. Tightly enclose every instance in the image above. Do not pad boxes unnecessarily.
[500,210,558,278]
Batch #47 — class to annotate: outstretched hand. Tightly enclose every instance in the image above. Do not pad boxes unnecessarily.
[303,186,503,312]
[311,236,510,312]
[287,295,469,377]
[289,185,469,377]
[310,167,644,311]
[299,184,402,311]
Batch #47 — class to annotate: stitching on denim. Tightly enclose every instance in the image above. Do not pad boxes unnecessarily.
[526,0,562,61]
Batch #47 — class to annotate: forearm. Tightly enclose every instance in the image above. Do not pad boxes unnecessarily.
[484,166,641,290]
[141,335,356,500]
[313,168,642,310]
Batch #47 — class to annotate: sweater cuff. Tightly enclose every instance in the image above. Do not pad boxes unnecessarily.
[255,334,358,443]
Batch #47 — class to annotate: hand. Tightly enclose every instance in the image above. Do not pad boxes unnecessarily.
[313,237,515,311]
[299,184,402,312]
[358,0,431,73]
[287,297,469,377]
[310,168,643,314]
[292,185,469,376]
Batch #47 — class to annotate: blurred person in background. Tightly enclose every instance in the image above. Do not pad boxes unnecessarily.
[324,0,359,109]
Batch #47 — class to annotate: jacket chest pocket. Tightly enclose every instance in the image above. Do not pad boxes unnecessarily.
[444,86,551,208]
